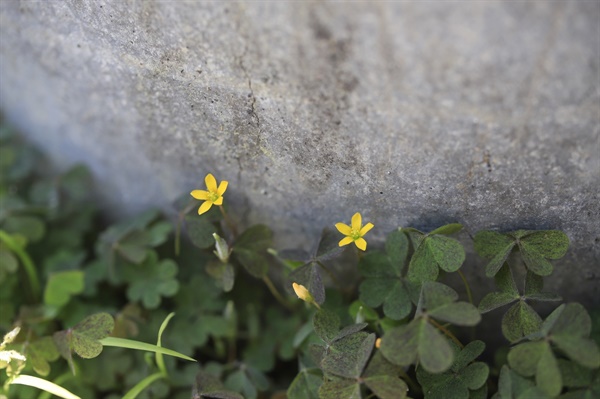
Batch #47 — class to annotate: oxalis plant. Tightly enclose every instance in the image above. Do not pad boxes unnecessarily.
[0,124,599,399]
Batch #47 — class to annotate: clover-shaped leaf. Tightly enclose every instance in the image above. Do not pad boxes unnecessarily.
[478,265,560,343]
[287,368,322,399]
[232,224,273,278]
[475,230,569,277]
[381,282,480,373]
[123,251,180,309]
[417,340,489,399]
[193,369,244,399]
[25,336,60,377]
[53,312,114,374]
[492,365,550,399]
[313,309,368,347]
[44,270,85,308]
[185,214,217,249]
[358,231,412,320]
[507,303,600,397]
[406,224,465,283]
[224,364,269,399]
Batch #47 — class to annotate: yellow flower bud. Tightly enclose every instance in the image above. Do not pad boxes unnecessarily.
[375,338,382,349]
[292,282,311,302]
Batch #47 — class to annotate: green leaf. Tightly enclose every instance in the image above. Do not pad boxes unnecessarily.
[478,292,518,313]
[519,242,554,276]
[549,303,592,337]
[551,334,600,369]
[407,240,439,283]
[429,223,463,236]
[233,224,273,278]
[502,301,542,343]
[11,374,82,399]
[363,352,408,399]
[521,230,569,259]
[462,362,489,390]
[318,375,361,399]
[321,332,374,378]
[124,253,180,309]
[380,321,419,367]
[313,310,340,345]
[507,341,548,377]
[0,248,18,282]
[26,337,60,377]
[2,215,46,242]
[428,302,481,326]
[385,229,409,273]
[287,368,322,399]
[122,372,164,399]
[421,281,459,310]
[44,270,84,307]
[428,235,465,273]
[419,319,455,373]
[290,261,325,305]
[474,230,514,259]
[206,261,235,292]
[185,214,216,249]
[100,336,196,362]
[53,312,115,372]
[494,365,539,399]
[453,340,486,371]
[536,344,562,397]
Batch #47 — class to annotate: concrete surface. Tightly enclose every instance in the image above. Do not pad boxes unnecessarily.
[0,1,598,306]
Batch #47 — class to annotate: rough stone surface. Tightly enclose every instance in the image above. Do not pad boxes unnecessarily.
[1,2,598,305]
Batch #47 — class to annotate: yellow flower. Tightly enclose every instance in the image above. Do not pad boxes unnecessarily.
[190,173,228,215]
[375,338,382,349]
[335,212,374,251]
[292,282,312,302]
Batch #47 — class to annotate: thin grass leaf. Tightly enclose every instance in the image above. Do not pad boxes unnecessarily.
[11,374,81,399]
[122,372,164,399]
[99,337,196,362]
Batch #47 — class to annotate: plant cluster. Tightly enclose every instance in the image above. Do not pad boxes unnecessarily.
[1,123,599,399]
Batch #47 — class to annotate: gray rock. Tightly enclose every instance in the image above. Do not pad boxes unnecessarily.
[1,1,598,306]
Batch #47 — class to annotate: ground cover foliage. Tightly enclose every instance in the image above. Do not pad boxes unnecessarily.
[1,124,599,399]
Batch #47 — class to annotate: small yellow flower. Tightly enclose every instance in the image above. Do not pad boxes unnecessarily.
[190,173,228,215]
[292,282,312,302]
[335,212,374,251]
[375,338,382,349]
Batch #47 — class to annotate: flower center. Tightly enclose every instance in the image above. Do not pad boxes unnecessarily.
[208,191,220,203]
[350,229,361,240]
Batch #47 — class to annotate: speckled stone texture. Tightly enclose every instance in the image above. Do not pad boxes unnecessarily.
[1,1,598,306]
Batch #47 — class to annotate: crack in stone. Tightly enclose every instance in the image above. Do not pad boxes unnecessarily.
[236,46,260,128]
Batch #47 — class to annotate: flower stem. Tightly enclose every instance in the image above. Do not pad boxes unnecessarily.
[0,230,40,303]
[262,275,293,311]
[175,201,197,256]
[428,318,463,348]
[219,205,238,238]
[457,269,474,305]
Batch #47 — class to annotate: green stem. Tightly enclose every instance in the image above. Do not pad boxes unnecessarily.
[262,275,293,311]
[457,269,474,305]
[428,318,463,348]
[0,230,40,302]
[398,367,421,395]
[122,372,164,399]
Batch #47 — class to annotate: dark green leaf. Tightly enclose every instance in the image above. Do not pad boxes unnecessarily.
[521,231,569,259]
[520,242,554,276]
[386,230,409,274]
[2,215,45,242]
[313,310,340,345]
[453,340,486,371]
[524,271,543,295]
[334,323,369,343]
[318,375,360,399]
[321,332,374,378]
[536,344,562,397]
[428,235,465,272]
[125,254,180,309]
[382,281,412,320]
[502,301,542,343]
[206,261,235,292]
[26,337,60,376]
[507,341,548,377]
[429,302,481,326]
[419,319,455,373]
[551,335,600,369]
[429,223,463,236]
[474,231,514,258]
[380,321,419,367]
[495,365,537,399]
[44,270,84,307]
[461,362,489,390]
[421,281,459,311]
[407,240,439,283]
[485,243,516,277]
[287,368,322,399]
[364,374,409,399]
[290,261,325,305]
[549,303,592,337]
[478,292,518,313]
[233,224,273,278]
[185,215,216,249]
[494,263,519,296]
[558,359,594,388]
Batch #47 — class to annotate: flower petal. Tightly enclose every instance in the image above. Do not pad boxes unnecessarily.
[190,190,209,200]
[355,238,367,251]
[360,222,374,236]
[198,201,213,215]
[339,237,354,247]
[351,212,362,230]
[213,196,223,205]
[217,180,228,195]
[335,223,352,235]
[205,173,217,192]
